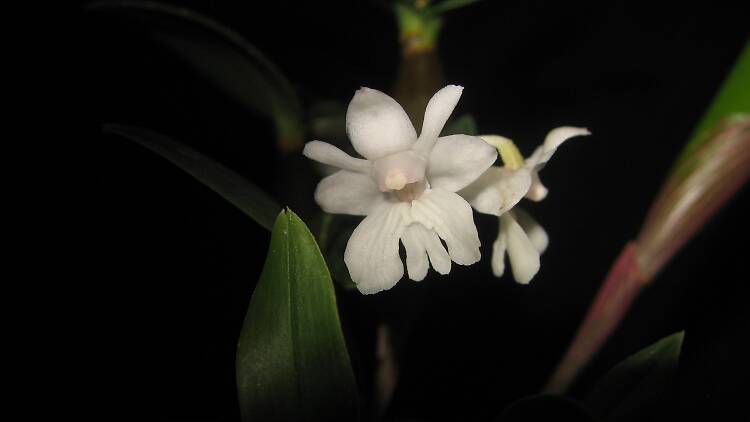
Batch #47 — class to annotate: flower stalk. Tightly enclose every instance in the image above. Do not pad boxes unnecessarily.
[394,1,442,56]
[392,1,484,128]
[393,3,445,131]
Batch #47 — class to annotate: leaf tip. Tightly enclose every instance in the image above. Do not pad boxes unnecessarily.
[278,207,308,233]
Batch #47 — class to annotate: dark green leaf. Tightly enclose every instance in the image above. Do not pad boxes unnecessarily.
[236,209,358,422]
[104,124,280,231]
[308,101,348,148]
[443,113,478,136]
[585,331,684,422]
[89,0,305,152]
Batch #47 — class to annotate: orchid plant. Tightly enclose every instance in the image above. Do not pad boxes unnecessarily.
[93,0,749,420]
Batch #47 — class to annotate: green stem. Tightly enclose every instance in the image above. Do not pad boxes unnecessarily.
[394,2,443,56]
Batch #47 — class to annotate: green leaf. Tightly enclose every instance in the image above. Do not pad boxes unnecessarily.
[236,209,358,422]
[104,124,280,231]
[677,40,750,166]
[443,113,478,136]
[89,0,305,152]
[308,101,348,148]
[585,331,684,422]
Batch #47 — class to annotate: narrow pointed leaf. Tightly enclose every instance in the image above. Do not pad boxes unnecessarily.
[89,0,304,152]
[104,124,280,231]
[236,209,358,422]
[585,331,684,422]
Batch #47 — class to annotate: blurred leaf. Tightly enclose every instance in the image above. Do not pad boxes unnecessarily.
[585,331,684,422]
[443,113,478,136]
[89,0,304,152]
[308,101,348,148]
[677,40,749,166]
[236,209,358,422]
[104,124,280,231]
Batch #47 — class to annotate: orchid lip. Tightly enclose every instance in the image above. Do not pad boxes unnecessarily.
[393,180,428,202]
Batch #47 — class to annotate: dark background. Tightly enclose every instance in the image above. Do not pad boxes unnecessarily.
[81,1,748,420]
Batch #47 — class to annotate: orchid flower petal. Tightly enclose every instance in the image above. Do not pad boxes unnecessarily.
[346,88,417,160]
[544,126,590,153]
[491,222,508,278]
[315,170,386,216]
[459,167,532,216]
[303,141,371,173]
[411,189,480,266]
[401,223,451,281]
[401,224,430,281]
[502,212,541,284]
[526,172,549,201]
[401,225,429,281]
[514,208,549,253]
[525,126,590,170]
[413,85,463,155]
[428,135,498,192]
[419,225,452,275]
[344,203,410,294]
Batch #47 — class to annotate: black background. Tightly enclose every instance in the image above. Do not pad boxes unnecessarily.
[81,1,748,420]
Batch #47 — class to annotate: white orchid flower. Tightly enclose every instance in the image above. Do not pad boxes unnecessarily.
[303,85,497,294]
[460,127,590,284]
